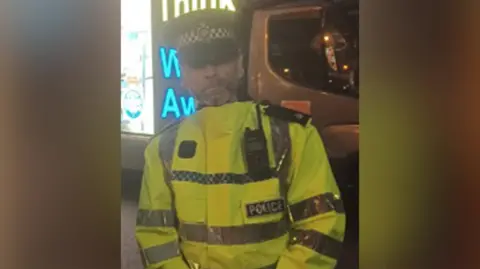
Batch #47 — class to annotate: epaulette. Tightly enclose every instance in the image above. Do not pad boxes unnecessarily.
[263,103,311,126]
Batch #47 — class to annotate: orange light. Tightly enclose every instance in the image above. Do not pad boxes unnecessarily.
[127,76,139,84]
[283,68,290,73]
[323,35,330,42]
[342,65,349,71]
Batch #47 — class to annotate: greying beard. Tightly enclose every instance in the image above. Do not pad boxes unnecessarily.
[194,80,239,108]
[195,88,237,108]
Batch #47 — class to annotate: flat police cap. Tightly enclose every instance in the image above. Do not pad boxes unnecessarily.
[161,9,239,68]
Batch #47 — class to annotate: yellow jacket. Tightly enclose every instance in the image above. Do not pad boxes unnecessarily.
[136,102,345,269]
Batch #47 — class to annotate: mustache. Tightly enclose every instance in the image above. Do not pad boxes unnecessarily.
[202,77,240,92]
[203,78,229,89]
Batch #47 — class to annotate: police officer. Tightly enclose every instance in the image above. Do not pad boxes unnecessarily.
[135,9,345,269]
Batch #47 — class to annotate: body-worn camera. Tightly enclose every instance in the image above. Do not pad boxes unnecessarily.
[243,104,274,180]
[244,127,272,180]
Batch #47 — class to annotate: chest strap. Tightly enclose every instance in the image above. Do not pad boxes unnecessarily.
[267,114,292,222]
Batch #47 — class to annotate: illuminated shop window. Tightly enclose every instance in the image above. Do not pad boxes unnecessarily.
[121,0,154,135]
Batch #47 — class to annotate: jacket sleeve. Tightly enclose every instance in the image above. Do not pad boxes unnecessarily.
[135,137,190,269]
[276,124,346,269]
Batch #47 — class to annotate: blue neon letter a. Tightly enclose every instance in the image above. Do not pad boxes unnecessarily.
[159,47,181,79]
[161,88,181,119]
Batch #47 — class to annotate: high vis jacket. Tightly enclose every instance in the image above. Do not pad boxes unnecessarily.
[135,101,346,269]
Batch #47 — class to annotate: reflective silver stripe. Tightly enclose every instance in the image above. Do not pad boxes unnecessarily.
[290,229,343,260]
[290,193,345,222]
[141,240,181,265]
[171,171,271,184]
[136,209,176,227]
[178,219,288,245]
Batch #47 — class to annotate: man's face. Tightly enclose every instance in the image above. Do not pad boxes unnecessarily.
[181,56,243,106]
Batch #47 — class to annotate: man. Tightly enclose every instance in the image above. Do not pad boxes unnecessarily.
[135,9,345,269]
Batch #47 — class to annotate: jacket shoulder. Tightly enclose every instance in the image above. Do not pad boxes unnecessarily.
[262,103,311,127]
[144,120,183,153]
[144,135,161,156]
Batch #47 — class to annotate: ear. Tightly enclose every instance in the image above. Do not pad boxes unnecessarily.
[180,64,191,89]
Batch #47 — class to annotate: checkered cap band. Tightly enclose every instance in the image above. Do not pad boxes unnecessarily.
[177,23,235,48]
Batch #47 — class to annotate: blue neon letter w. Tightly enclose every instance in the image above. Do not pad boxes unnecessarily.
[159,47,181,79]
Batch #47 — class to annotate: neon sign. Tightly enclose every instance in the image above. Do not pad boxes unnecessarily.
[161,0,236,21]
[159,47,181,79]
[159,47,196,119]
[162,88,196,118]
